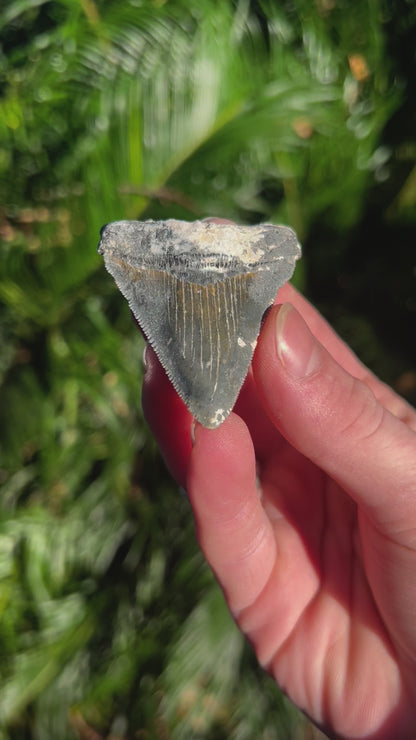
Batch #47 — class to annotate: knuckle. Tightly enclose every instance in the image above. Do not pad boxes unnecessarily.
[338,377,385,444]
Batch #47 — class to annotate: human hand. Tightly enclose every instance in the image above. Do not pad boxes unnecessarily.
[142,281,416,739]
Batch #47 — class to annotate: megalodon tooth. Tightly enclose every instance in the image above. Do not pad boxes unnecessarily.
[98,219,301,428]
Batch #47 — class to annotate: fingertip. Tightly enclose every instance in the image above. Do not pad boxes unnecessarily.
[201,216,235,224]
[192,411,252,449]
[189,413,256,495]
[253,303,325,425]
[187,413,258,532]
[274,281,299,305]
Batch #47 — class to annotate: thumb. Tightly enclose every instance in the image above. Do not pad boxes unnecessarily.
[253,303,416,533]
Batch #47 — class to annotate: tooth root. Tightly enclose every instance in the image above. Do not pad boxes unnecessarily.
[98,218,301,428]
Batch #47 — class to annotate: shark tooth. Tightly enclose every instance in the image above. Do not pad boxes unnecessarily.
[98,219,301,428]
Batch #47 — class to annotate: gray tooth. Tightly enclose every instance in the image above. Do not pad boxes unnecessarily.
[98,219,301,428]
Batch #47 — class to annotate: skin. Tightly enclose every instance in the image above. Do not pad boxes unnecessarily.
[141,280,416,739]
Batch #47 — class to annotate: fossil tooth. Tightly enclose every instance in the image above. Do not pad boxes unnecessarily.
[98,219,301,428]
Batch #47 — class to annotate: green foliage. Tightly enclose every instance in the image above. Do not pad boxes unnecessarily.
[0,0,415,737]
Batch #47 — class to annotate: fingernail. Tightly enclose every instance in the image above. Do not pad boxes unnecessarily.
[142,343,150,373]
[275,304,322,379]
[190,420,196,446]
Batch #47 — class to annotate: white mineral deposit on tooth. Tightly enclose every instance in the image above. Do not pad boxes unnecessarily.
[98,218,301,428]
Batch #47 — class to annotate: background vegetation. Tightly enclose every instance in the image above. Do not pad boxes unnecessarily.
[0,0,415,737]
